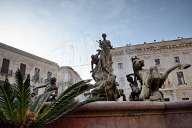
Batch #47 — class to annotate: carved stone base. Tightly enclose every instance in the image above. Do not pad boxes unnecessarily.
[90,86,117,101]
[90,77,120,101]
[150,91,164,101]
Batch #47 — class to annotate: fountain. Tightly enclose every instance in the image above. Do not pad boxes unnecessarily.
[46,34,192,128]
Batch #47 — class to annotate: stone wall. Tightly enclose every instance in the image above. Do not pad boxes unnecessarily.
[45,101,192,128]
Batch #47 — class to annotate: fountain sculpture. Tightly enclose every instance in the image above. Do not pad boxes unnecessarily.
[89,33,126,101]
[127,56,191,101]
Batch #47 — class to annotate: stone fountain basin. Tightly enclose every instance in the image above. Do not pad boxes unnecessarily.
[46,101,192,128]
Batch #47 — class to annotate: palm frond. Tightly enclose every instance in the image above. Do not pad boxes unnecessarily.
[0,71,100,128]
[35,80,95,125]
[46,80,92,112]
[56,79,92,101]
[47,80,92,112]
[0,79,16,122]
[46,97,103,124]
[15,69,23,87]
[0,108,6,121]
[30,91,52,114]
[14,70,31,124]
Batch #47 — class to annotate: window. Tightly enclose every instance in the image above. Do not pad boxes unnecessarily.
[20,63,26,77]
[182,98,189,100]
[154,59,160,65]
[33,68,40,82]
[119,77,125,86]
[164,98,170,102]
[1,58,10,74]
[64,73,69,81]
[174,56,180,63]
[118,63,123,69]
[177,71,185,85]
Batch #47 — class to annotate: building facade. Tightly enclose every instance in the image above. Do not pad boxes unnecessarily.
[111,38,192,101]
[0,42,81,95]
[57,66,81,95]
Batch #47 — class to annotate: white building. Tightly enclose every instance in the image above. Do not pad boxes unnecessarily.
[57,66,81,95]
[111,38,192,101]
[0,42,81,95]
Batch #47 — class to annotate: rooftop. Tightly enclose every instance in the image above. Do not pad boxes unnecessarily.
[113,37,192,50]
[0,42,59,67]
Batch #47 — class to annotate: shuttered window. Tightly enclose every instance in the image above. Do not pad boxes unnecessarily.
[1,58,10,74]
[20,63,26,77]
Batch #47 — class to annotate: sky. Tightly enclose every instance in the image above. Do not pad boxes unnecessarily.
[0,0,192,79]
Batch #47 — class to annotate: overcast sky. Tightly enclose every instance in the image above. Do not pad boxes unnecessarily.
[0,0,192,79]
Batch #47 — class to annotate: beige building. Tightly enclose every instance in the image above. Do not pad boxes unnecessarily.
[58,66,81,95]
[0,42,81,95]
[111,38,192,101]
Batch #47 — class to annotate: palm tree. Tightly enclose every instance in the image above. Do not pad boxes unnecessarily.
[0,69,99,128]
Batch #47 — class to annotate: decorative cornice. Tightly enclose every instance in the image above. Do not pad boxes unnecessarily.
[111,49,124,56]
[112,38,192,56]
[0,42,59,67]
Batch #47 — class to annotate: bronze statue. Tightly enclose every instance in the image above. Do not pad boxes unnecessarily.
[99,33,113,75]
[90,75,126,101]
[126,74,140,101]
[89,33,125,101]
[131,56,191,101]
[45,77,58,101]
[90,49,101,81]
[33,77,58,101]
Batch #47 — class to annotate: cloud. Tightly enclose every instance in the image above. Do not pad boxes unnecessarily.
[0,0,192,79]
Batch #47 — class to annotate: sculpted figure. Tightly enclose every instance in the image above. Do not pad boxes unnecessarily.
[132,56,190,101]
[117,89,127,101]
[33,77,58,101]
[45,77,58,101]
[131,56,143,85]
[90,33,113,80]
[89,34,124,101]
[99,33,113,75]
[126,74,140,101]
[90,50,101,81]
[105,75,126,101]
[90,75,126,101]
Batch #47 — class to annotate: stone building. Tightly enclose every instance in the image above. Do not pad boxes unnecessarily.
[111,38,192,101]
[0,42,81,95]
[57,66,81,95]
